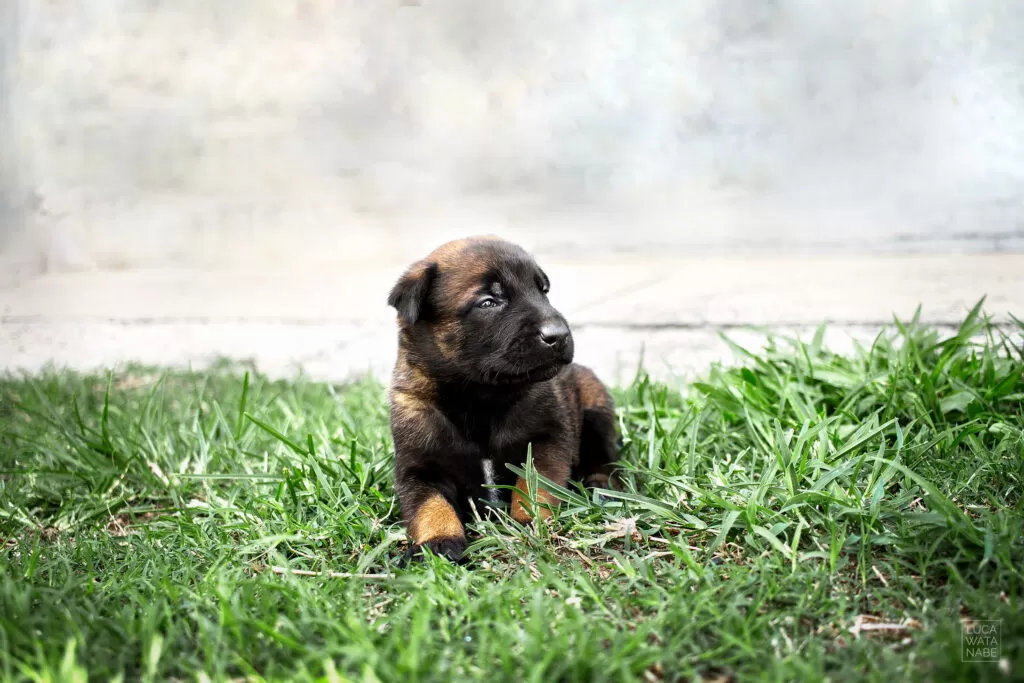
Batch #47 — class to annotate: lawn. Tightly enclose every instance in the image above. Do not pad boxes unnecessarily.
[1,303,1022,682]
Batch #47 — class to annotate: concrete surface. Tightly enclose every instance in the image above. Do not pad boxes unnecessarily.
[4,1,1024,277]
[2,253,1022,387]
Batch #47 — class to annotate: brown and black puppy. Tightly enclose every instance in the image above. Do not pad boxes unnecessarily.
[387,236,620,562]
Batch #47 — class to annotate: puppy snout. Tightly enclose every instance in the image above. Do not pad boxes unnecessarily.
[539,321,570,350]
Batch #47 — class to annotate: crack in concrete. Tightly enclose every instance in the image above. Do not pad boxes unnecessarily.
[570,321,1021,331]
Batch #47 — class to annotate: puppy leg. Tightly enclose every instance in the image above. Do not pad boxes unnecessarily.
[409,495,466,561]
[399,483,467,562]
[391,398,469,563]
[575,406,621,489]
[571,367,621,490]
[511,447,571,524]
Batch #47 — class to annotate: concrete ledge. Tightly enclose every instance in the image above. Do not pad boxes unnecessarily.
[1,254,1021,386]
[0,320,954,388]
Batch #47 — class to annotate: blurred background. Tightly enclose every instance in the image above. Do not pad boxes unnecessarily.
[4,0,1024,270]
[1,0,1022,383]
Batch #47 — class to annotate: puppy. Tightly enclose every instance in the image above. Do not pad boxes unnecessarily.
[387,236,620,562]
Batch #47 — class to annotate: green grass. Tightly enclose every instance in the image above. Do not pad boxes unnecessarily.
[1,303,1022,682]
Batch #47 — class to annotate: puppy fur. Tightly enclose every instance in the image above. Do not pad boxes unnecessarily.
[387,236,619,562]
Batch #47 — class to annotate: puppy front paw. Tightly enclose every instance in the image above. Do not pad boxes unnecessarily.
[423,535,467,562]
[400,535,468,565]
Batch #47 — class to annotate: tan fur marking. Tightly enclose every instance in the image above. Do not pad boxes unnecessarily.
[427,235,502,269]
[511,476,560,524]
[428,236,506,318]
[408,494,464,544]
[390,396,438,451]
[391,351,436,400]
[391,391,425,412]
[575,366,613,410]
[433,320,464,360]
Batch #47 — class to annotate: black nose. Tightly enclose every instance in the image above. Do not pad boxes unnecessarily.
[539,321,570,349]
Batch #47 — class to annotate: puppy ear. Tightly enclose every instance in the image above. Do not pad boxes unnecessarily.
[538,268,551,293]
[387,261,438,325]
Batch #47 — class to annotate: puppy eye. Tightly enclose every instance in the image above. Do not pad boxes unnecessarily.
[477,298,500,309]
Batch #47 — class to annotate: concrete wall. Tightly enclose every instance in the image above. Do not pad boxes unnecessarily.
[2,0,1023,275]
[0,1,20,263]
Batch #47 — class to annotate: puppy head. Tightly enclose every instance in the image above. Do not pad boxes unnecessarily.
[388,236,574,386]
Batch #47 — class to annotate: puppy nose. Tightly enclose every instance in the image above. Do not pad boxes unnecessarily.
[539,321,570,348]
